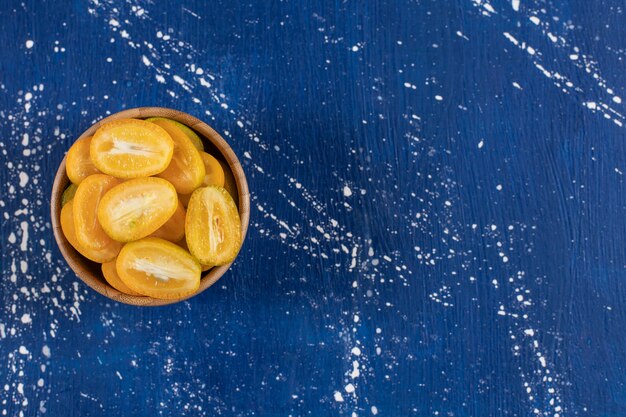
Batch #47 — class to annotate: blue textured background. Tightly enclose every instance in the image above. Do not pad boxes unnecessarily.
[0,0,625,416]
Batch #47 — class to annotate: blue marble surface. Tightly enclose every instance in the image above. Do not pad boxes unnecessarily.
[0,0,625,415]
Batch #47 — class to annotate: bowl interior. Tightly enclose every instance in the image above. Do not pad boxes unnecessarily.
[51,107,250,306]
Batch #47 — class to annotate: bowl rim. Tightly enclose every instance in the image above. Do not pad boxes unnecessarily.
[50,106,250,306]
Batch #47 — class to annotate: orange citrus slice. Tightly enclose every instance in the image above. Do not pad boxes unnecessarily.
[66,136,101,184]
[73,174,123,262]
[150,119,205,194]
[61,199,116,263]
[90,118,174,178]
[185,186,241,266]
[116,237,201,299]
[144,117,204,151]
[177,152,225,205]
[97,177,178,242]
[199,152,225,188]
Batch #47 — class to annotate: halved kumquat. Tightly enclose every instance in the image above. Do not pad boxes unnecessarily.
[185,186,241,266]
[150,119,205,194]
[177,152,225,206]
[97,177,178,242]
[66,136,101,184]
[73,174,123,262]
[144,117,204,151]
[116,237,201,299]
[90,118,174,178]
[61,200,116,263]
[199,152,225,188]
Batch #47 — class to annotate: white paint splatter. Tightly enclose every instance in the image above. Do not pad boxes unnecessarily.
[20,221,29,252]
[503,32,519,46]
[19,172,29,187]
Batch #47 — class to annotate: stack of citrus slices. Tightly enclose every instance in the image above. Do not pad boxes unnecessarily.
[60,117,242,300]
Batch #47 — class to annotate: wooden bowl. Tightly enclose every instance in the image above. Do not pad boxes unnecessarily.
[50,107,250,306]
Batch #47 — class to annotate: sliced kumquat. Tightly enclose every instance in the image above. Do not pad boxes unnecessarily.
[73,174,123,262]
[199,152,225,188]
[97,177,177,242]
[60,200,80,250]
[101,260,142,296]
[116,237,201,299]
[61,199,117,263]
[90,118,174,178]
[66,136,101,184]
[150,119,205,194]
[177,150,227,208]
[185,186,241,266]
[144,117,204,151]
[150,200,186,242]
